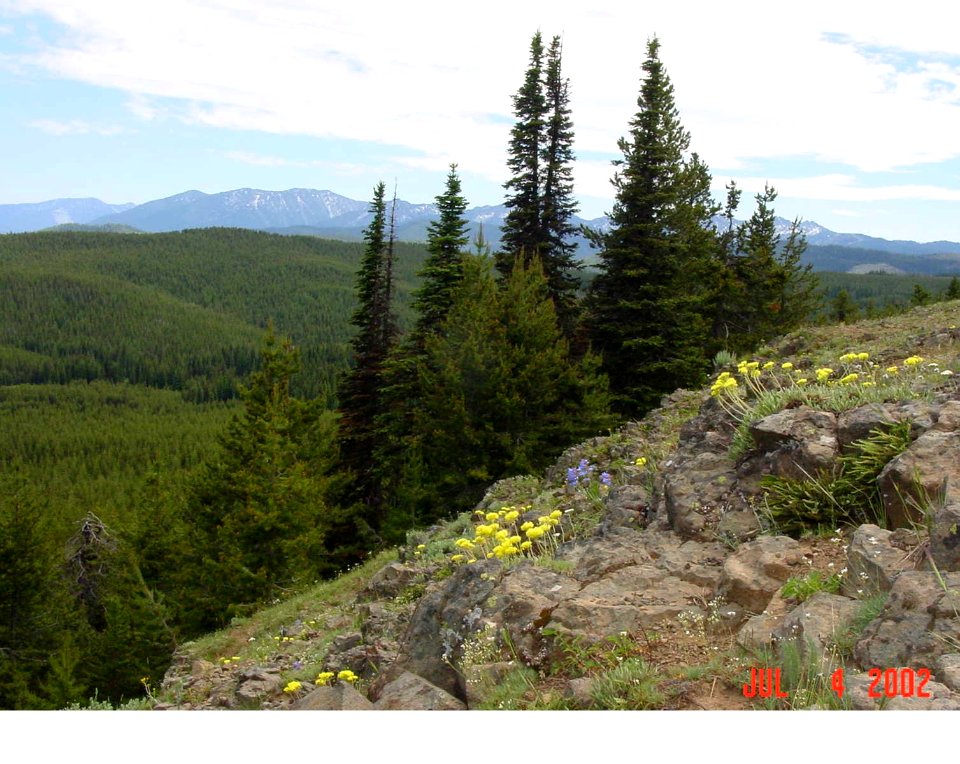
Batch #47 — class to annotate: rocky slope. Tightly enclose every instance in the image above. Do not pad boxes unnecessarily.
[157,302,960,711]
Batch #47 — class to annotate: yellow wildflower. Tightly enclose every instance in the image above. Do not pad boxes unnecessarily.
[815,367,833,382]
[316,672,335,686]
[337,670,359,683]
[904,356,924,367]
[283,681,302,693]
[504,510,520,522]
[520,521,534,532]
[762,361,775,370]
[781,362,793,370]
[886,366,899,374]
[485,512,499,522]
[635,456,647,467]
[839,373,858,384]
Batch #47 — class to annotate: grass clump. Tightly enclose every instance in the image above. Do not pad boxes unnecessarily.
[589,658,666,710]
[748,640,850,710]
[781,571,842,602]
[759,422,913,536]
[831,592,888,658]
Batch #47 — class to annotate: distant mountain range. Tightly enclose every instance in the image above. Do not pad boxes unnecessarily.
[2,188,960,274]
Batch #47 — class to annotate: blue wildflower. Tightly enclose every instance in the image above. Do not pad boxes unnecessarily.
[566,467,578,486]
[599,472,612,487]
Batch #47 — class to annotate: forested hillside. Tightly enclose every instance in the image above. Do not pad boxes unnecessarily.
[0,229,428,403]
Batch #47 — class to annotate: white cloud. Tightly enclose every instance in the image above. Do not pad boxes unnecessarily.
[721,174,960,203]
[28,118,125,135]
[5,0,960,191]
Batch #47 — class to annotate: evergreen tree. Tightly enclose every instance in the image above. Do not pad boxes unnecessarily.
[946,276,960,301]
[72,520,175,703]
[185,328,331,630]
[498,33,582,332]
[910,283,931,306]
[586,37,718,417]
[336,183,397,533]
[713,184,819,353]
[499,32,547,274]
[831,288,860,323]
[0,486,78,708]
[415,254,612,514]
[540,35,582,332]
[375,167,471,539]
[410,165,470,344]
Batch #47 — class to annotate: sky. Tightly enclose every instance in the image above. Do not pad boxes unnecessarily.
[1,0,959,242]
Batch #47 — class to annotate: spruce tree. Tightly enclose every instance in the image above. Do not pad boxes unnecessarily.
[410,165,470,344]
[831,288,860,323]
[946,276,960,301]
[336,182,397,532]
[540,34,582,332]
[0,486,79,708]
[586,37,718,417]
[712,184,818,353]
[910,283,931,306]
[499,33,582,332]
[415,254,612,514]
[185,327,331,629]
[499,32,547,274]
[375,167,471,539]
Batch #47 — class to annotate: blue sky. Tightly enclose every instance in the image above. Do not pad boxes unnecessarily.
[1,0,959,242]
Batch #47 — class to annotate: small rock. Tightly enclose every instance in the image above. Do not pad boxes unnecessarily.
[854,571,960,669]
[930,501,960,572]
[772,592,859,662]
[748,407,838,480]
[719,536,804,613]
[291,683,374,710]
[235,667,282,703]
[842,524,914,597]
[877,430,960,529]
[358,562,422,602]
[935,654,960,692]
[564,677,596,708]
[373,671,466,710]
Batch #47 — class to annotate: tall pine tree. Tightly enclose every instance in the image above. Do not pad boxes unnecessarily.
[374,166,471,539]
[499,32,547,273]
[541,35,582,334]
[499,33,581,332]
[410,165,470,345]
[586,37,718,417]
[336,182,397,535]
